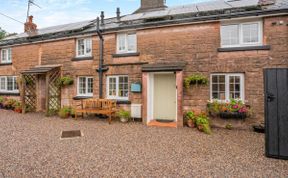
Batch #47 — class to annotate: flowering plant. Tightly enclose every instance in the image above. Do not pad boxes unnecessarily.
[207,98,250,116]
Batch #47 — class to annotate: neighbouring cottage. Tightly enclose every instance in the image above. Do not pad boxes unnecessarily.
[0,0,287,128]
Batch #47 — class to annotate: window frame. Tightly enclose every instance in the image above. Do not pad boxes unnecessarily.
[220,21,263,48]
[116,32,137,54]
[210,73,245,101]
[0,76,19,93]
[77,76,93,97]
[76,38,92,58]
[106,75,129,100]
[1,48,12,63]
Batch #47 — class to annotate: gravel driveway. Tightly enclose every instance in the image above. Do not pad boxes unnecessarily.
[0,110,287,177]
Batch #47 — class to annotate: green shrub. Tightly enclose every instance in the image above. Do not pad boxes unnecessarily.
[58,76,74,87]
[184,74,208,89]
[117,109,131,118]
[185,111,197,122]
[58,106,71,118]
[195,114,212,135]
[0,96,4,103]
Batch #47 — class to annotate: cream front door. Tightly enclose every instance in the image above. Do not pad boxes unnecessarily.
[153,73,176,121]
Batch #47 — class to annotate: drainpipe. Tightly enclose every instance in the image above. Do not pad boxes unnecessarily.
[96,17,108,99]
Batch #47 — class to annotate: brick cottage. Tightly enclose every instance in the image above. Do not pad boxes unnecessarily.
[0,0,287,127]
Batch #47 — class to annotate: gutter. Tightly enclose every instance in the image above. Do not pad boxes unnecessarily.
[95,17,108,99]
[0,8,287,47]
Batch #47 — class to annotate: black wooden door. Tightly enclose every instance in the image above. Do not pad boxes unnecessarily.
[264,68,288,160]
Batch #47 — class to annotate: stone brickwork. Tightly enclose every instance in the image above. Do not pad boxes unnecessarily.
[0,15,287,127]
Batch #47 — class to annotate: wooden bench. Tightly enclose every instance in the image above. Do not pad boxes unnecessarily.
[75,99,117,124]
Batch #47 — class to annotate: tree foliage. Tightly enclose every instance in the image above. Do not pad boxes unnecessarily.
[0,28,7,40]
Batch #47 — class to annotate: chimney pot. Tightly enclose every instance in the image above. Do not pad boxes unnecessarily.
[24,15,37,32]
[100,11,104,25]
[116,7,121,21]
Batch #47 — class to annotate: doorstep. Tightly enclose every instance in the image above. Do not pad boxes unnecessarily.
[147,120,177,128]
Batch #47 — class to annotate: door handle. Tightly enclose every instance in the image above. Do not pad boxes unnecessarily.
[267,92,276,102]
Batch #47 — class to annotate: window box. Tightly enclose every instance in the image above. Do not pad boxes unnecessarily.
[116,33,137,54]
[107,75,129,100]
[1,48,12,64]
[219,112,247,120]
[76,38,92,58]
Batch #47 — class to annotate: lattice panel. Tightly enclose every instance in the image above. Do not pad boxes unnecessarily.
[48,69,61,112]
[23,74,37,112]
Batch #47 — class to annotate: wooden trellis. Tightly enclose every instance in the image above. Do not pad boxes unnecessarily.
[21,66,61,115]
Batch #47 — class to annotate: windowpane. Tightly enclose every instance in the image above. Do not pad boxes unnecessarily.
[77,39,85,56]
[127,34,136,52]
[229,76,242,99]
[211,75,226,100]
[87,78,93,94]
[118,76,128,97]
[109,78,117,96]
[118,35,126,51]
[13,77,18,90]
[243,23,259,43]
[79,77,86,94]
[221,25,239,46]
[0,77,5,90]
[85,39,92,54]
[7,48,12,62]
[1,50,7,62]
[7,77,13,91]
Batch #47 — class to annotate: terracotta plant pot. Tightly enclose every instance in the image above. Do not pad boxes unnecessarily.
[187,120,195,128]
[197,125,204,131]
[14,108,22,113]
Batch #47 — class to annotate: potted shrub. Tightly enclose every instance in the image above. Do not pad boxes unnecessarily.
[117,109,130,123]
[58,106,71,119]
[195,113,211,134]
[70,108,76,118]
[185,111,196,128]
[58,76,74,87]
[3,98,16,110]
[13,101,22,113]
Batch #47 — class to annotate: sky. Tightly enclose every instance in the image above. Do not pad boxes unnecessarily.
[0,0,212,34]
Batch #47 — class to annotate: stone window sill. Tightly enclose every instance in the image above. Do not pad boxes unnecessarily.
[0,63,12,66]
[73,96,93,100]
[0,92,20,96]
[218,45,271,52]
[72,56,94,61]
[112,52,140,58]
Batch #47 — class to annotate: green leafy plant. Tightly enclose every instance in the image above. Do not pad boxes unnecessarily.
[0,96,4,103]
[185,111,197,128]
[225,124,233,130]
[184,74,208,89]
[195,113,211,134]
[3,98,17,110]
[58,106,71,119]
[13,101,22,113]
[207,99,251,115]
[117,109,131,118]
[57,76,74,87]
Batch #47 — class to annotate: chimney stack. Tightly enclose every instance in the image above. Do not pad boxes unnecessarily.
[100,11,104,25]
[24,15,37,32]
[135,0,167,13]
[116,7,121,21]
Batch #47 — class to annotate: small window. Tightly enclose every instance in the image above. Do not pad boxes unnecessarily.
[76,38,92,57]
[77,76,93,96]
[221,21,262,47]
[0,76,18,93]
[107,75,129,100]
[117,33,137,54]
[1,48,12,63]
[210,74,244,101]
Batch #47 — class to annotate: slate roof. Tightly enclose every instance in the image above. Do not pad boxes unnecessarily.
[0,0,287,46]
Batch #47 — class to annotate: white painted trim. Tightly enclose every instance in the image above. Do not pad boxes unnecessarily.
[116,32,137,54]
[75,38,92,58]
[77,76,93,97]
[0,48,12,63]
[147,72,177,123]
[0,76,19,93]
[220,20,263,48]
[210,73,245,101]
[106,75,129,100]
